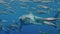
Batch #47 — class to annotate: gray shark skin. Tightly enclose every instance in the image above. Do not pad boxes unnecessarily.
[19,13,57,31]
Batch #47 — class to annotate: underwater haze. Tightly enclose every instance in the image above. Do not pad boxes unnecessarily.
[0,0,60,34]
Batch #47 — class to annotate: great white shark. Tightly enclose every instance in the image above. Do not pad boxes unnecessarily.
[19,13,60,31]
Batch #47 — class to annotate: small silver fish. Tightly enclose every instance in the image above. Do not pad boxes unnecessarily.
[41,0,54,3]
[44,21,56,26]
[43,18,60,21]
[0,1,16,14]
[34,11,46,14]
[32,0,41,2]
[8,25,17,29]
[10,0,15,2]
[20,4,29,8]
[37,5,49,9]
[0,0,6,3]
[31,7,37,10]
[19,0,30,2]
[7,23,19,31]
[0,11,9,15]
[1,20,8,22]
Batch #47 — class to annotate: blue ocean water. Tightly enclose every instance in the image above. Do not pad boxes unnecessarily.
[0,0,60,34]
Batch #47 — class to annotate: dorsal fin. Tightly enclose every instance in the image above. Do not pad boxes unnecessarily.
[28,11,33,16]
